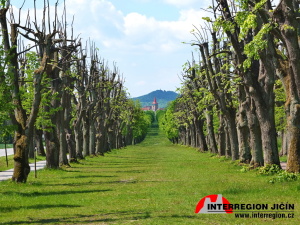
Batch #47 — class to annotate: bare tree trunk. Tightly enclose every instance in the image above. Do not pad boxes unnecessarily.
[224,122,231,158]
[189,123,196,148]
[237,116,251,163]
[74,122,84,159]
[28,133,35,159]
[237,87,251,163]
[1,12,43,182]
[12,133,30,182]
[205,108,217,153]
[125,125,133,146]
[280,129,289,156]
[58,109,69,166]
[226,111,239,160]
[218,114,226,156]
[247,100,264,167]
[35,128,45,156]
[82,115,90,157]
[216,0,279,165]
[66,129,77,162]
[252,62,280,166]
[89,121,96,155]
[195,117,208,152]
[44,127,59,168]
[274,0,300,172]
[58,70,70,166]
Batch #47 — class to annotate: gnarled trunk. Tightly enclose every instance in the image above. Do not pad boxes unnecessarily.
[218,114,226,156]
[35,128,45,156]
[44,128,59,168]
[12,133,30,182]
[205,108,217,153]
[273,0,300,172]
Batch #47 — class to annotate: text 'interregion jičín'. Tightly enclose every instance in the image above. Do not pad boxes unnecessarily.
[208,203,294,211]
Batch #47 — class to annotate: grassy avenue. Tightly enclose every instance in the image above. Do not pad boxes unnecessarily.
[0,124,299,224]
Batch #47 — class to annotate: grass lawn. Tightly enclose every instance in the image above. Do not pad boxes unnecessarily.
[0,144,13,149]
[0,155,46,172]
[0,126,299,224]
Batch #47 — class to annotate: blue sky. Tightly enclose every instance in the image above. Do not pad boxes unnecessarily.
[12,0,211,97]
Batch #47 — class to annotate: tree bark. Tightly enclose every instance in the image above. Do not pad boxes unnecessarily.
[74,121,84,159]
[35,128,45,156]
[218,114,226,156]
[205,108,218,153]
[246,98,264,167]
[1,11,43,182]
[195,117,208,152]
[237,86,251,163]
[89,121,96,155]
[82,114,90,157]
[44,127,59,168]
[224,122,231,158]
[273,0,300,172]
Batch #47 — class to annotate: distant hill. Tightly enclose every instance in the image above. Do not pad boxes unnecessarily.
[132,90,178,109]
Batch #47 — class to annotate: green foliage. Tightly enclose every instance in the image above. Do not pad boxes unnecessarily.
[254,0,268,10]
[144,110,155,123]
[240,165,251,173]
[243,23,273,69]
[20,52,40,113]
[121,100,152,142]
[18,52,59,131]
[156,109,165,125]
[274,79,287,131]
[35,89,61,131]
[239,163,255,173]
[132,110,152,140]
[1,127,300,223]
[0,120,15,144]
[0,0,7,8]
[240,163,298,183]
[0,37,15,143]
[236,13,257,41]
[214,17,236,33]
[269,171,298,183]
[158,100,179,141]
[257,164,282,175]
[131,90,178,108]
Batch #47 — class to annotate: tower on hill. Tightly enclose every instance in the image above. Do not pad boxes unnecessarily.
[152,97,158,111]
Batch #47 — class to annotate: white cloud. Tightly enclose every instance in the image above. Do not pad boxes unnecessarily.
[60,0,211,55]
[124,13,156,37]
[11,0,212,96]
[121,9,209,53]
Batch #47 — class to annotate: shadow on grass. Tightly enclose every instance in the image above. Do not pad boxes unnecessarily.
[5,211,152,224]
[63,170,82,173]
[6,212,198,224]
[46,178,176,187]
[0,204,80,213]
[2,189,112,197]
[115,169,145,173]
[151,123,159,128]
[147,132,159,136]
[62,175,117,179]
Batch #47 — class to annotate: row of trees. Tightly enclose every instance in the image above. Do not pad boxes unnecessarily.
[0,1,152,183]
[159,0,300,173]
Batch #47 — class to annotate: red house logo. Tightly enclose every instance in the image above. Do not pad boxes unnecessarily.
[195,194,233,214]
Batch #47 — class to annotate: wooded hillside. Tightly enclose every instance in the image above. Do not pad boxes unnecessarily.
[132,90,178,108]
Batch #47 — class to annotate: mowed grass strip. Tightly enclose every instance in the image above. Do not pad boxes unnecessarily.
[0,155,46,172]
[0,125,299,225]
